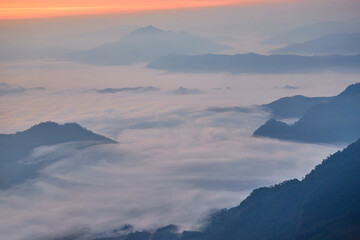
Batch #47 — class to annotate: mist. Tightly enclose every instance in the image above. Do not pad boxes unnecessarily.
[1,0,360,239]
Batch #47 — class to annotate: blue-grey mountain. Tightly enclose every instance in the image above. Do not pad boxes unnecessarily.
[0,121,116,189]
[68,25,230,65]
[262,95,332,119]
[254,83,360,144]
[262,20,360,45]
[96,86,158,94]
[271,33,360,55]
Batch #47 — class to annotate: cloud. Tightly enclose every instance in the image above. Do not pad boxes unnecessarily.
[0,61,355,240]
[0,107,339,240]
[96,86,159,94]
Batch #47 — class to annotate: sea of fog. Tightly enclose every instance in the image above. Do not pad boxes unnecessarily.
[0,60,358,239]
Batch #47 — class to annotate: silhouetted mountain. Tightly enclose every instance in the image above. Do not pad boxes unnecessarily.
[147,53,360,74]
[96,86,158,94]
[271,33,360,55]
[262,95,332,118]
[254,83,360,143]
[95,225,180,240]
[184,139,360,240]
[262,21,360,45]
[171,87,204,95]
[0,121,116,189]
[68,25,230,65]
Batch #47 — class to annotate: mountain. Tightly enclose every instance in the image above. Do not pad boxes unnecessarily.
[96,86,158,94]
[0,121,116,189]
[147,53,360,74]
[254,83,360,144]
[261,21,360,45]
[271,33,360,55]
[262,95,332,119]
[92,139,360,240]
[68,25,230,65]
[187,139,360,240]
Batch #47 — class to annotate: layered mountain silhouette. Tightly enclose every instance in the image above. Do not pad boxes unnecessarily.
[254,83,360,144]
[0,121,116,189]
[262,95,332,118]
[93,138,360,240]
[96,86,158,94]
[271,33,360,55]
[147,53,360,74]
[261,20,360,45]
[68,25,229,65]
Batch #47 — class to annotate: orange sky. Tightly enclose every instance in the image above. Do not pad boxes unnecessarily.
[0,0,282,19]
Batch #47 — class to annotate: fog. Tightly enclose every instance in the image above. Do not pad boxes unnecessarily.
[1,0,360,239]
[0,60,355,239]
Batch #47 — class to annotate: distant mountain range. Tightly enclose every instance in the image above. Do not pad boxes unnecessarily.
[68,25,230,65]
[0,121,115,189]
[147,53,360,74]
[93,138,360,240]
[96,86,158,94]
[262,20,360,45]
[254,83,360,144]
[271,33,360,55]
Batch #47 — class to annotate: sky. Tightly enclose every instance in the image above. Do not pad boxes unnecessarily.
[1,0,298,19]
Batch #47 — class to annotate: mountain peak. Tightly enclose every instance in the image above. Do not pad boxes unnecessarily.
[20,121,117,144]
[127,25,165,36]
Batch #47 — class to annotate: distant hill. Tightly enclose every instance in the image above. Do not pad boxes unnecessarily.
[92,139,360,240]
[254,83,360,144]
[262,21,360,45]
[0,121,116,188]
[147,53,360,74]
[262,95,332,119]
[271,33,360,55]
[96,86,158,94]
[68,25,230,65]
[171,87,204,95]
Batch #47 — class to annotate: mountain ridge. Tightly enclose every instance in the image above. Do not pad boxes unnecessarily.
[271,32,360,55]
[68,26,230,65]
[254,83,360,143]
[0,121,116,189]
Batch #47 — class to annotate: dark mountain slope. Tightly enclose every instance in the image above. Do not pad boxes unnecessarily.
[254,83,360,143]
[185,139,360,240]
[0,121,116,188]
[92,139,360,240]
